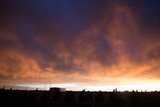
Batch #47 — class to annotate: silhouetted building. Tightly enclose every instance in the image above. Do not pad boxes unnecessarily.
[49,87,66,92]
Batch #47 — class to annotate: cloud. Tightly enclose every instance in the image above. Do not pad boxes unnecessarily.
[0,0,160,84]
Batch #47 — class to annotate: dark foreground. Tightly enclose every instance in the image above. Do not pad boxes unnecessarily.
[0,89,160,107]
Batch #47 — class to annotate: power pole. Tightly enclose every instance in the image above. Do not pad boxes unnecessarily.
[44,84,46,90]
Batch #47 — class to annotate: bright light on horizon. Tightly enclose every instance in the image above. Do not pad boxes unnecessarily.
[13,80,160,92]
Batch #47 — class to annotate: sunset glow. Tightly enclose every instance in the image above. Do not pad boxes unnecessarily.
[15,80,160,91]
[0,0,160,91]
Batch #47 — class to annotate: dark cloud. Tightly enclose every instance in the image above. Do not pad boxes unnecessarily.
[0,0,160,83]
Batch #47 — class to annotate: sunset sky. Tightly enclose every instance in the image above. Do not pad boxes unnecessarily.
[0,0,160,91]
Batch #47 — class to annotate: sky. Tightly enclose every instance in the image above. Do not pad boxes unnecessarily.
[0,0,160,91]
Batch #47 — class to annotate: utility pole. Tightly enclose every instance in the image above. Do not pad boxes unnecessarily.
[26,84,28,90]
[44,84,46,90]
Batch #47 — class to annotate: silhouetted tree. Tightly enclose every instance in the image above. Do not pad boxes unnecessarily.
[113,88,118,92]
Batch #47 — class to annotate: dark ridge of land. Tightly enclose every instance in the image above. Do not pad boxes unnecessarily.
[0,89,160,107]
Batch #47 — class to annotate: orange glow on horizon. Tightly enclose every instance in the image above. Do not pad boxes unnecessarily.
[9,79,160,91]
[0,0,160,91]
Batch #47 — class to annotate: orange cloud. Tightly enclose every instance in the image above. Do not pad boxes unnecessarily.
[0,0,160,88]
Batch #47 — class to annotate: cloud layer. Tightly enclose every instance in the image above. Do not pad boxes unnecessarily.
[0,0,160,84]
